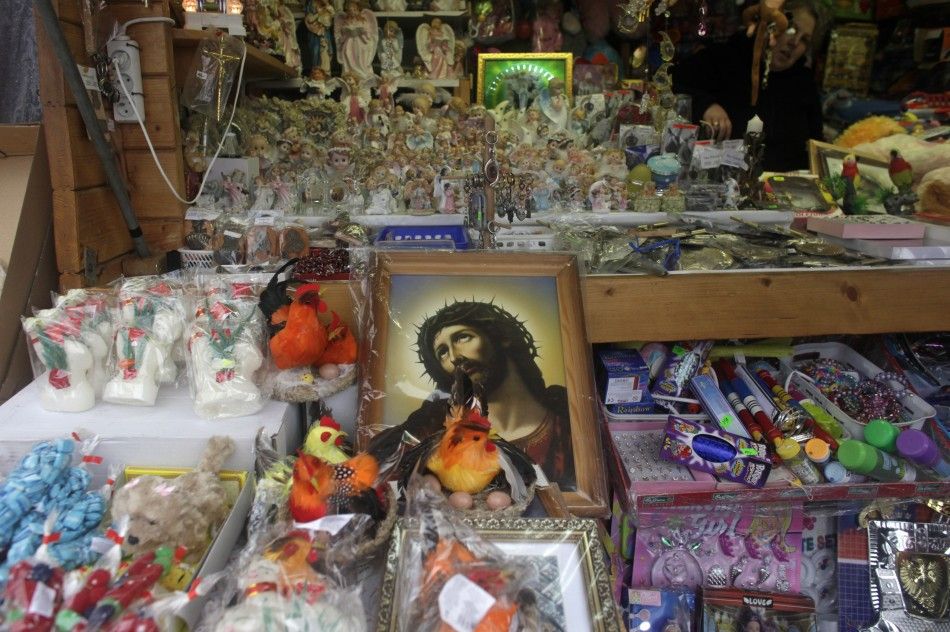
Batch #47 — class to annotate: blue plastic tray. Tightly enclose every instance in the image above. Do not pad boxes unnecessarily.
[374,225,471,250]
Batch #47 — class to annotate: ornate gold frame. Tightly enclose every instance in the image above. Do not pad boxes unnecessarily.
[476,52,574,108]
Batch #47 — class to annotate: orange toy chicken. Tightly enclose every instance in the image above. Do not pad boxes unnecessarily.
[426,408,503,495]
[269,283,329,370]
[316,311,357,366]
[289,451,379,523]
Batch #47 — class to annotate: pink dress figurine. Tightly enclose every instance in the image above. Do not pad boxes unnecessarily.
[417,18,455,80]
[334,1,378,80]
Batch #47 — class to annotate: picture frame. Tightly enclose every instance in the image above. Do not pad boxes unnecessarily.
[807,140,893,213]
[476,52,573,110]
[573,62,619,96]
[377,517,623,632]
[357,251,608,517]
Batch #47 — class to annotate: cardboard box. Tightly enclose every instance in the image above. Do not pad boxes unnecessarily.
[0,125,58,403]
[596,349,653,415]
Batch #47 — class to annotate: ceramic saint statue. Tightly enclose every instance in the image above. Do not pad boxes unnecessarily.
[334,0,378,80]
[377,20,404,78]
[416,18,455,80]
[22,313,96,413]
[304,0,335,79]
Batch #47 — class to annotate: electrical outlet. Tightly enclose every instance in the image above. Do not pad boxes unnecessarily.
[106,36,144,123]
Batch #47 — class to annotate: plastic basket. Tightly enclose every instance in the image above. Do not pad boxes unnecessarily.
[780,342,936,437]
[493,228,557,251]
[178,249,215,269]
[374,225,471,250]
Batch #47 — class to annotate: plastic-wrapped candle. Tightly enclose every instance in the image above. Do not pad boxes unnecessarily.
[747,115,764,134]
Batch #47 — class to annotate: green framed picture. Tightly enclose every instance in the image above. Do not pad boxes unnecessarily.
[476,52,573,110]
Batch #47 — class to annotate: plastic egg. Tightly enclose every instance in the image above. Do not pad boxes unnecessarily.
[422,474,442,492]
[448,491,474,510]
[318,363,341,380]
[486,490,512,510]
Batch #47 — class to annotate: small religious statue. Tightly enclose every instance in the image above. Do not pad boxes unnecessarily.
[377,20,403,78]
[377,0,406,9]
[251,175,276,210]
[340,71,371,123]
[327,144,354,177]
[416,18,455,80]
[588,179,612,213]
[724,177,740,210]
[365,164,399,215]
[452,40,467,78]
[221,170,249,210]
[405,178,433,214]
[438,181,457,213]
[334,0,378,80]
[277,3,302,74]
[538,77,569,130]
[304,0,335,80]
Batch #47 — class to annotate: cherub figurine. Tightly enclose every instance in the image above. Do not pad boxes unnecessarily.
[538,77,569,130]
[416,18,455,80]
[327,145,353,176]
[365,164,399,215]
[221,170,249,210]
[334,0,378,80]
[304,0,335,79]
[377,20,404,78]
[405,178,433,213]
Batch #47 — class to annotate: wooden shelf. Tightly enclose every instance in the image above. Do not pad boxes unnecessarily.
[395,77,460,88]
[373,10,467,18]
[582,267,950,343]
[171,29,295,82]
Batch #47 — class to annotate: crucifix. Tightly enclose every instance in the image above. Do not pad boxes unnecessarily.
[204,35,241,121]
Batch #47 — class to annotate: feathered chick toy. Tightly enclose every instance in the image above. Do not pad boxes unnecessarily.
[288,451,381,523]
[268,283,329,370]
[302,416,349,465]
[401,361,536,504]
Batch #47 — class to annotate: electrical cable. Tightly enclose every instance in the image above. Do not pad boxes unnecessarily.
[112,25,247,206]
[117,16,176,35]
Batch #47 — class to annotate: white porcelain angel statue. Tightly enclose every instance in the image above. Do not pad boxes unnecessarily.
[377,20,403,78]
[334,0,378,80]
[188,296,265,419]
[416,18,455,80]
[22,312,95,412]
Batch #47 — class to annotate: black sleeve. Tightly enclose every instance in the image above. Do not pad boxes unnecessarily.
[366,398,445,461]
[672,44,725,125]
[805,77,823,141]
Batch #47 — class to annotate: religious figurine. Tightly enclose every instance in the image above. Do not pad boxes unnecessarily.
[589,178,612,212]
[340,71,371,123]
[221,170,249,210]
[334,0,378,80]
[416,18,455,80]
[452,40,467,78]
[532,12,563,52]
[277,3,302,74]
[365,164,399,215]
[406,124,434,151]
[246,133,273,169]
[377,20,403,78]
[272,172,297,212]
[405,178,433,213]
[724,177,740,209]
[538,78,569,130]
[184,129,208,174]
[438,181,457,213]
[327,145,353,177]
[376,0,406,10]
[251,175,276,210]
[304,0,335,80]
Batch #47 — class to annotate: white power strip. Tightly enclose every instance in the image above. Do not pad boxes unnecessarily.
[106,36,143,122]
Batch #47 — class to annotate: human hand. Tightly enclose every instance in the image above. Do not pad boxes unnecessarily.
[702,104,732,141]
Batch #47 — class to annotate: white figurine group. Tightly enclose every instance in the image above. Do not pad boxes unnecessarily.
[21,277,267,420]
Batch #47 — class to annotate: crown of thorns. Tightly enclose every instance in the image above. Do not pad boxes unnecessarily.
[414,299,539,366]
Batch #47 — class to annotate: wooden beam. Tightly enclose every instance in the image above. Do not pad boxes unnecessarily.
[125,150,187,219]
[52,186,134,273]
[582,269,950,342]
[140,219,183,253]
[118,75,181,150]
[35,14,88,108]
[43,106,108,190]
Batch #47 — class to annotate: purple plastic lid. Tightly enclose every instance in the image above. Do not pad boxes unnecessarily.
[896,429,939,467]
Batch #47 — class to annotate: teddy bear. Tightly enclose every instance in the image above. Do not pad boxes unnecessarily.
[110,436,235,562]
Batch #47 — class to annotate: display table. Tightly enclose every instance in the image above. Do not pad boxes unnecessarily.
[0,380,303,481]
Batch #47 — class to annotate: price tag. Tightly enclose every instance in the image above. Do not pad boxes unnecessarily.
[185,208,219,221]
[254,213,277,226]
[720,140,748,170]
[294,514,355,536]
[223,230,242,239]
[438,574,496,632]
[29,583,56,618]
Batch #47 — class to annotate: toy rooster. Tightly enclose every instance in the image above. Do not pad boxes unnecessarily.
[302,415,349,464]
[316,311,357,366]
[288,451,380,523]
[268,283,329,370]
[399,363,536,502]
[257,258,299,336]
[888,149,914,194]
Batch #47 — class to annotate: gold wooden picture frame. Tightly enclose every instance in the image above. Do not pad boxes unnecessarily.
[357,251,607,518]
[808,140,893,213]
[476,52,574,110]
[377,517,623,632]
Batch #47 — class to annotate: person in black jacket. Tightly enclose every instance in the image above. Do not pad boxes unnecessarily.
[672,0,826,172]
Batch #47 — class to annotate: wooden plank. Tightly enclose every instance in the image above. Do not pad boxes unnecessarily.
[124,150,187,219]
[107,2,175,76]
[118,75,180,150]
[54,0,82,26]
[59,252,131,291]
[581,269,950,342]
[172,28,295,86]
[43,106,108,190]
[141,220,183,253]
[52,186,133,273]
[35,14,89,107]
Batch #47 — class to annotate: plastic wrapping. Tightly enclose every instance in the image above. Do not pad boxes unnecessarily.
[52,288,116,399]
[21,310,96,413]
[103,276,187,407]
[355,250,609,517]
[186,276,268,419]
[180,35,244,123]
[212,212,249,266]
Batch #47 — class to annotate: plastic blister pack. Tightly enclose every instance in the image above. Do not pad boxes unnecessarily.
[186,275,268,419]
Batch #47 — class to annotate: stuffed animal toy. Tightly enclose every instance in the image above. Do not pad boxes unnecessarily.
[110,436,235,562]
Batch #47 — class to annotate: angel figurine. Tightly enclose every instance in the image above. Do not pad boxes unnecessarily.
[538,77,569,130]
[416,18,455,80]
[340,71,372,123]
[334,0,378,80]
[377,20,403,78]
[304,0,335,79]
[377,0,406,9]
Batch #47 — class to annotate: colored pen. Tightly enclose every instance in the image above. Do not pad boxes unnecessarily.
[729,364,784,447]
[756,369,840,451]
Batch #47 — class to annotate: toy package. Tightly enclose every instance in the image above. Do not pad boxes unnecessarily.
[632,506,804,595]
[187,276,268,419]
[700,588,817,632]
[625,587,696,632]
